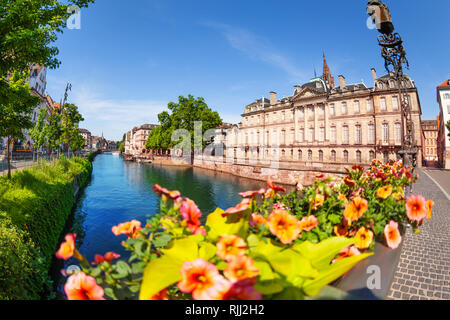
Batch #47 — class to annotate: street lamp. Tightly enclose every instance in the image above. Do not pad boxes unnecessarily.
[366,0,418,171]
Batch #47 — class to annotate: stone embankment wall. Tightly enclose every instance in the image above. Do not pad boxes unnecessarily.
[192,156,347,186]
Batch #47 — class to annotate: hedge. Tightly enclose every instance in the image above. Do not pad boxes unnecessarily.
[0,156,93,300]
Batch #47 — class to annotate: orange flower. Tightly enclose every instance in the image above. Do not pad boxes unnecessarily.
[153,184,181,200]
[343,197,368,223]
[311,193,325,210]
[405,195,427,222]
[149,288,169,300]
[266,180,286,193]
[180,198,203,234]
[384,221,402,249]
[393,189,405,201]
[224,256,259,283]
[92,252,120,265]
[334,220,349,237]
[178,258,231,300]
[222,198,251,217]
[354,227,374,250]
[216,235,247,261]
[338,193,348,204]
[112,220,142,238]
[249,213,266,228]
[376,185,393,199]
[266,209,301,244]
[299,215,319,232]
[56,234,77,260]
[64,272,105,300]
[332,246,361,263]
[239,189,265,199]
[426,200,434,220]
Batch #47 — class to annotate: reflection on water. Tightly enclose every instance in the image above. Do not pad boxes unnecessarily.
[53,153,266,297]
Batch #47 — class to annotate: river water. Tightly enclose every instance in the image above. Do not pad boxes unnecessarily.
[52,152,268,297]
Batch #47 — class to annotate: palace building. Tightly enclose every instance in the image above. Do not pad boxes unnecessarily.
[227,55,423,168]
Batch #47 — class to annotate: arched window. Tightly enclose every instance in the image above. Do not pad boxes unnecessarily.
[331,150,337,162]
[343,150,349,163]
[298,149,302,161]
[308,150,313,161]
[383,151,389,164]
[319,150,324,162]
[356,150,362,163]
[369,150,375,162]
[281,149,286,158]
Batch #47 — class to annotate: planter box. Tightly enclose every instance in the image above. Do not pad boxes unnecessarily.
[332,241,403,300]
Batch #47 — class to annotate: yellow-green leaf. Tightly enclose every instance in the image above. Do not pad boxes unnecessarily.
[205,208,248,242]
[302,252,373,297]
[199,242,216,261]
[139,238,199,299]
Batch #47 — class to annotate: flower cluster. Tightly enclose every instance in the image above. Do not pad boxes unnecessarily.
[56,160,431,300]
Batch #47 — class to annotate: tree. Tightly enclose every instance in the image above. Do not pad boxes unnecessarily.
[0,0,95,79]
[145,95,222,153]
[44,113,63,160]
[61,103,84,158]
[70,131,86,157]
[0,72,40,178]
[29,107,48,161]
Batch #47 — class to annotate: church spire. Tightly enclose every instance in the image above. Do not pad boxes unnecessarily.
[321,53,335,89]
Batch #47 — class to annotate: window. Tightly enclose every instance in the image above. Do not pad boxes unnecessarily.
[392,96,399,110]
[447,104,450,114]
[342,102,347,115]
[299,128,304,142]
[319,105,325,118]
[444,93,450,99]
[308,150,313,161]
[309,128,315,142]
[368,124,375,144]
[319,127,325,142]
[367,99,373,112]
[354,100,360,113]
[356,125,362,144]
[330,126,336,143]
[319,150,323,162]
[331,150,337,162]
[299,108,305,119]
[291,110,295,120]
[395,123,402,144]
[390,80,395,89]
[343,150,349,163]
[282,111,285,121]
[266,131,269,145]
[298,149,302,160]
[290,149,294,158]
[273,112,277,121]
[380,97,387,111]
[281,149,286,158]
[266,114,269,122]
[330,104,335,116]
[290,129,295,144]
[369,150,375,161]
[309,106,315,120]
[272,130,277,145]
[281,130,286,145]
[383,123,389,144]
[356,150,362,163]
[343,126,349,144]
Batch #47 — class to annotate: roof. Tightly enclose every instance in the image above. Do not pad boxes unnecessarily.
[137,124,158,130]
[79,128,91,134]
[437,79,450,88]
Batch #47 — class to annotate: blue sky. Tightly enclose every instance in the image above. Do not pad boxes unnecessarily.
[46,0,450,141]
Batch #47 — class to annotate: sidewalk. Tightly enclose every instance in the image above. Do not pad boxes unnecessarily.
[387,168,450,300]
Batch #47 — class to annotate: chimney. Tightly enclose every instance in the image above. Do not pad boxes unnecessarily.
[270,91,277,106]
[371,68,377,84]
[338,75,346,89]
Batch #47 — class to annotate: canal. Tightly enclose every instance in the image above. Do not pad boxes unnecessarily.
[52,152,267,297]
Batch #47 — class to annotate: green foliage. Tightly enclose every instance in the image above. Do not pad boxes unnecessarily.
[29,107,49,155]
[0,157,93,300]
[446,121,450,138]
[44,112,63,156]
[61,103,85,156]
[145,95,222,151]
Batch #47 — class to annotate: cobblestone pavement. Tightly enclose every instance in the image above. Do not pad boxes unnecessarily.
[387,168,450,300]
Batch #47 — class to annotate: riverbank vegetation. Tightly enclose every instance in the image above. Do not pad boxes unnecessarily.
[55,159,433,300]
[0,156,92,300]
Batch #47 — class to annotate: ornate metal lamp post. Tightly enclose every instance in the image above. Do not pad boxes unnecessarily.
[367,0,418,170]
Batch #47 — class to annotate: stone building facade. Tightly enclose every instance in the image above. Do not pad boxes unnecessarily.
[79,128,92,150]
[437,80,450,169]
[421,119,438,166]
[228,56,423,170]
[124,124,158,156]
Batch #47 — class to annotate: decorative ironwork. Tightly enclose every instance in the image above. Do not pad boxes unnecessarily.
[367,0,418,174]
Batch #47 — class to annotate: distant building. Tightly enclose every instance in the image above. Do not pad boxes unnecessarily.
[437,79,450,169]
[421,119,439,166]
[124,124,158,156]
[92,134,108,151]
[79,128,92,150]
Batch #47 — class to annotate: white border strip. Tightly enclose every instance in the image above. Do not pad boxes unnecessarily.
[421,169,450,202]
